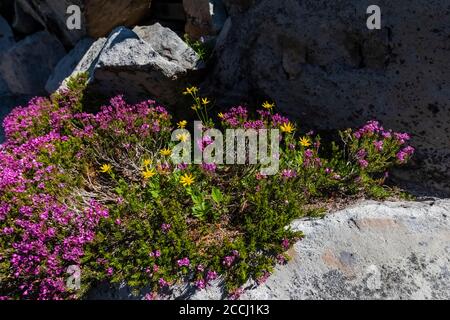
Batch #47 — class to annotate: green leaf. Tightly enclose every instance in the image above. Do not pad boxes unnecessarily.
[211,187,223,204]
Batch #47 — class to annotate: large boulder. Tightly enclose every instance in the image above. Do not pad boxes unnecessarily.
[0,15,14,96]
[239,200,450,300]
[56,24,202,106]
[0,31,66,95]
[206,0,450,194]
[13,0,151,46]
[183,0,228,39]
[0,15,14,55]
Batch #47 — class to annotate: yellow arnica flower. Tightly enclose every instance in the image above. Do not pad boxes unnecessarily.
[176,133,189,142]
[280,122,295,134]
[201,98,210,105]
[299,136,312,147]
[218,112,224,119]
[100,164,112,173]
[142,159,152,167]
[160,148,172,157]
[142,168,157,179]
[183,86,199,95]
[262,101,275,110]
[180,173,195,187]
[177,120,188,129]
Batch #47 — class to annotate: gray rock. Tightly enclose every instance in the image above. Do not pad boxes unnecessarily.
[183,0,228,39]
[14,0,85,46]
[0,31,66,95]
[59,25,202,106]
[206,0,450,194]
[238,200,450,300]
[0,15,14,96]
[133,23,200,70]
[0,15,14,55]
[13,0,151,45]
[45,38,95,93]
[222,0,255,15]
[12,0,44,35]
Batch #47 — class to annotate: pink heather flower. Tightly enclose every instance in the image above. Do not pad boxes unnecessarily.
[304,149,313,159]
[232,250,240,257]
[115,219,122,225]
[201,162,217,172]
[2,227,14,235]
[197,136,214,152]
[396,146,415,163]
[356,120,383,138]
[222,255,236,268]
[255,173,267,180]
[177,257,190,267]
[206,270,218,281]
[256,271,271,285]
[177,162,188,170]
[150,250,161,258]
[358,159,369,168]
[161,223,171,233]
[374,140,384,151]
[197,264,205,272]
[47,228,56,238]
[144,293,157,300]
[116,197,124,205]
[158,278,168,288]
[325,168,333,174]
[394,132,411,145]
[276,254,286,265]
[229,287,244,300]
[195,279,206,290]
[153,264,159,273]
[281,169,297,179]
[356,149,367,160]
[282,238,290,250]
[107,267,114,276]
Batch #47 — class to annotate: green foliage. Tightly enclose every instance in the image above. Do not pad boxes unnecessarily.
[184,34,213,62]
[0,74,414,300]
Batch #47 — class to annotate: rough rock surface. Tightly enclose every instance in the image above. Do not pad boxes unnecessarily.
[58,24,202,106]
[238,199,450,300]
[45,38,95,93]
[14,0,85,46]
[0,15,15,96]
[0,15,14,55]
[206,0,450,195]
[0,31,66,95]
[222,0,255,15]
[13,0,151,45]
[88,199,450,300]
[183,0,227,39]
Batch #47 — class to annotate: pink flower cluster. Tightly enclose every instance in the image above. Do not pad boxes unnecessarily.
[220,106,289,129]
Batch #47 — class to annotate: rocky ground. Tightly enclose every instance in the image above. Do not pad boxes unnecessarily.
[89,199,450,300]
